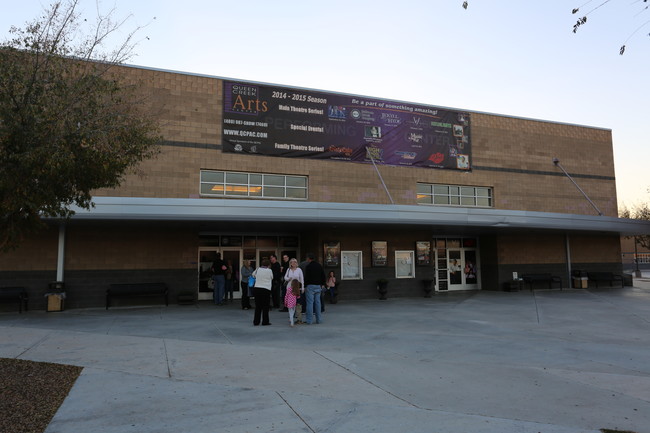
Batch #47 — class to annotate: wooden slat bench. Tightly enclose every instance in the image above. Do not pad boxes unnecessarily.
[587,272,624,289]
[521,274,562,291]
[106,282,169,309]
[0,287,29,313]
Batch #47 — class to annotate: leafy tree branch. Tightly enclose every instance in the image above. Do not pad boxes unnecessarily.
[0,0,161,252]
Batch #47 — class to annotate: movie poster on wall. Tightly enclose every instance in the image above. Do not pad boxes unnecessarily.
[222,81,471,171]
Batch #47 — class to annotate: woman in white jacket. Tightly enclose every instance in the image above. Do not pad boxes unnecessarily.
[252,259,274,326]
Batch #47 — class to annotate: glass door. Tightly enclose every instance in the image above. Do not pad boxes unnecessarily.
[463,250,478,286]
[448,249,463,287]
[198,248,243,301]
[198,248,219,301]
[222,249,242,301]
[434,237,480,291]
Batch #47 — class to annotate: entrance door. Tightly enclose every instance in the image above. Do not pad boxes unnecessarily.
[198,248,219,301]
[463,250,478,287]
[222,249,242,301]
[447,248,479,290]
[198,248,243,301]
[448,249,463,287]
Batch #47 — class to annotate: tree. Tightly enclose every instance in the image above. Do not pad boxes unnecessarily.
[0,0,161,252]
[461,1,649,55]
[620,203,650,252]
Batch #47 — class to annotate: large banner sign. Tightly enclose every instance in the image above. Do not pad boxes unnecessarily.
[222,81,471,170]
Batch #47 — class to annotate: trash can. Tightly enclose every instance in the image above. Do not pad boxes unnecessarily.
[504,279,523,292]
[571,271,588,289]
[45,281,66,312]
[622,273,633,287]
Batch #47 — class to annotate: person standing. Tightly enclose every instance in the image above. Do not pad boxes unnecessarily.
[240,260,253,310]
[280,254,290,311]
[284,279,301,327]
[269,254,282,310]
[284,258,304,323]
[211,253,227,306]
[326,271,337,303]
[252,259,273,326]
[304,253,326,325]
[225,259,234,303]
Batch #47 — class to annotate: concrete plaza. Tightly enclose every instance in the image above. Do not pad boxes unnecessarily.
[2,279,650,433]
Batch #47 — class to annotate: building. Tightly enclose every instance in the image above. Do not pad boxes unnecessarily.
[2,64,649,310]
[621,236,650,273]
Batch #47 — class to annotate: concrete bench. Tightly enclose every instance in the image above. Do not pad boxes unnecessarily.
[587,272,624,288]
[0,287,29,313]
[521,274,562,291]
[106,282,169,309]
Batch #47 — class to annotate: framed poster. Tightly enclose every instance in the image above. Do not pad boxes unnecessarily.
[416,241,431,266]
[341,251,363,280]
[324,241,340,267]
[372,241,388,267]
[395,251,415,279]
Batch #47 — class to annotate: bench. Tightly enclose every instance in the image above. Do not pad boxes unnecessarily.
[106,282,169,309]
[587,272,624,289]
[521,274,562,291]
[0,287,29,313]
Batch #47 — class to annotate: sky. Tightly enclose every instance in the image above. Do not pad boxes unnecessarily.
[2,0,649,210]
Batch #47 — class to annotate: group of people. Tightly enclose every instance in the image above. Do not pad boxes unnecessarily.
[213,252,337,327]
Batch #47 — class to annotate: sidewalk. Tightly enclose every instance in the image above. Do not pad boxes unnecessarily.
[2,283,650,433]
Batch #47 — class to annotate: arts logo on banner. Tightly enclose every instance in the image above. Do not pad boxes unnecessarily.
[224,83,268,115]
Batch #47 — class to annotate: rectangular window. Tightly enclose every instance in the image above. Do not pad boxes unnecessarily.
[200,171,308,200]
[417,183,492,208]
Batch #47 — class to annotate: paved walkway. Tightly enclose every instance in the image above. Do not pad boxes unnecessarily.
[2,278,650,433]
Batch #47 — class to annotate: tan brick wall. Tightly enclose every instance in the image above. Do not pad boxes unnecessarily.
[91,67,618,216]
[0,227,58,271]
[496,233,621,265]
[497,234,567,265]
[570,234,621,263]
[64,225,196,270]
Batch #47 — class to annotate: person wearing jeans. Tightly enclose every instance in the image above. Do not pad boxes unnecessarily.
[303,253,326,324]
[305,284,322,324]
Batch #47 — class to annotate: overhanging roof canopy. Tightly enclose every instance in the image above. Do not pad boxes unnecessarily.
[59,197,650,236]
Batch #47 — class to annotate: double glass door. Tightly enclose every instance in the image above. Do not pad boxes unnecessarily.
[198,248,242,301]
[447,249,478,289]
[435,238,479,291]
[197,248,299,301]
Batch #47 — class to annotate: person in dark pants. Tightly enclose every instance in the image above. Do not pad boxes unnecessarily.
[269,254,282,309]
[252,259,273,326]
[304,253,326,325]
[240,260,253,310]
[280,254,290,312]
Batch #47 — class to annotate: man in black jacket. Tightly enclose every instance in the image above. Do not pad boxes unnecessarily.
[269,254,282,309]
[303,253,326,324]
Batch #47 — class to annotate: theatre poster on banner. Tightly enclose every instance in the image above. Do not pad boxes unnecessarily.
[222,81,471,171]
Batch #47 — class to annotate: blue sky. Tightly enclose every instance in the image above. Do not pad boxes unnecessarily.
[3,0,649,209]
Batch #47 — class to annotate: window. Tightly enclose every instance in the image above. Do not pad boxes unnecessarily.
[417,183,492,207]
[200,171,308,200]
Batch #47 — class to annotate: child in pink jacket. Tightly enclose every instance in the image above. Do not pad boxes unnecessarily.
[285,279,301,326]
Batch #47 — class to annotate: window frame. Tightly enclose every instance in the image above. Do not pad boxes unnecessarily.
[200,170,308,200]
[417,183,492,208]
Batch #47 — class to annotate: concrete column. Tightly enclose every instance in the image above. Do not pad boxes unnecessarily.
[56,223,66,282]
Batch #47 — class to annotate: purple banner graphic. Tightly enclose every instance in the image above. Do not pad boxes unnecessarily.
[222,81,471,170]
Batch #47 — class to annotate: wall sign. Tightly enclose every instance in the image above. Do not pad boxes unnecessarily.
[222,81,471,171]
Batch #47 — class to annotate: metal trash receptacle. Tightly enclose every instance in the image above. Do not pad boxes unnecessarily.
[572,277,588,289]
[46,281,66,312]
